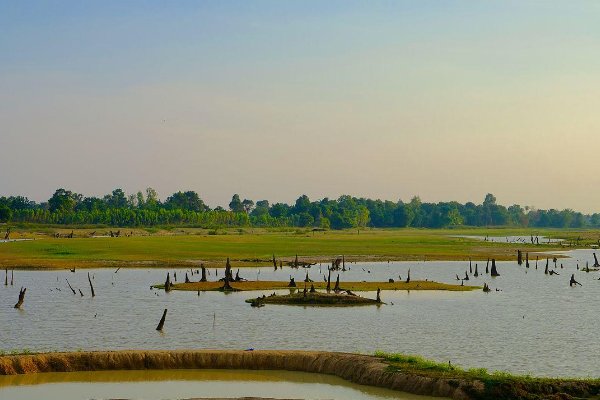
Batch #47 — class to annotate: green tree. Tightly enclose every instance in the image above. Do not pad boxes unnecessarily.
[229,194,244,213]
[0,204,12,223]
[48,188,81,212]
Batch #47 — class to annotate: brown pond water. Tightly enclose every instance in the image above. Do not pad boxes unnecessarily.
[0,369,432,400]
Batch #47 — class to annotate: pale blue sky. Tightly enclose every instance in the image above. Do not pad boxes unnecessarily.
[1,1,599,211]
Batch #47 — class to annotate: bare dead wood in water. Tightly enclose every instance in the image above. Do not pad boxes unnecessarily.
[310,284,316,293]
[464,271,469,280]
[185,273,190,283]
[405,269,411,284]
[334,274,340,292]
[11,270,14,286]
[88,272,95,297]
[486,258,490,274]
[200,266,207,282]
[304,271,313,282]
[570,274,582,287]
[526,253,530,268]
[474,264,479,277]
[491,259,500,277]
[483,283,491,293]
[66,278,76,294]
[326,270,331,292]
[376,288,381,303]
[545,259,549,275]
[469,257,472,274]
[294,255,299,268]
[517,250,523,266]
[14,287,26,309]
[78,289,84,297]
[288,276,297,287]
[165,273,172,292]
[4,269,7,286]
[594,253,600,268]
[156,309,167,331]
[272,254,277,269]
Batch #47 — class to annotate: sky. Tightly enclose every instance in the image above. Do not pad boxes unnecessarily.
[1,0,599,212]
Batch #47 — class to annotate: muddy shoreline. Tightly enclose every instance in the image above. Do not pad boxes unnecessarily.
[0,350,473,399]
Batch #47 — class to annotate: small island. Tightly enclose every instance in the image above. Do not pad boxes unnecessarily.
[245,290,382,306]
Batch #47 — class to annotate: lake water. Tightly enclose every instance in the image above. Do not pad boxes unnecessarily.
[0,369,428,400]
[1,248,599,378]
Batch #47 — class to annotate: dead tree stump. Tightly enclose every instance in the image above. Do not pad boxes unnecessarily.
[200,266,207,282]
[156,309,167,331]
[334,274,340,292]
[88,272,95,297]
[14,287,26,309]
[491,259,500,277]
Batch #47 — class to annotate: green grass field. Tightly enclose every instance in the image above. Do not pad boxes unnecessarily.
[0,226,596,269]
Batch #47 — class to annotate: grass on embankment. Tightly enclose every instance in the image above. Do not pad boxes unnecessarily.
[375,351,600,400]
[154,280,479,292]
[0,227,583,269]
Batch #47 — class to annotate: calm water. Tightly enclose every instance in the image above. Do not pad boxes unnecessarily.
[1,249,599,378]
[454,235,564,243]
[0,369,429,400]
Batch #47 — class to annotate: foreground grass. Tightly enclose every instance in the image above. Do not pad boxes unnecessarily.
[155,280,479,292]
[375,351,600,400]
[0,227,593,269]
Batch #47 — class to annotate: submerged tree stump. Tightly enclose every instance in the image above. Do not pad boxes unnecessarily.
[545,259,549,275]
[474,264,479,277]
[288,277,297,287]
[165,273,172,292]
[517,250,523,265]
[405,269,411,284]
[334,274,340,292]
[88,272,95,297]
[200,266,207,282]
[526,253,530,268]
[376,288,382,303]
[486,258,490,274]
[156,309,167,331]
[490,259,500,277]
[570,274,582,287]
[326,270,331,292]
[14,287,26,309]
[272,254,277,270]
[66,278,76,294]
[309,284,316,293]
[185,273,190,283]
[594,253,600,268]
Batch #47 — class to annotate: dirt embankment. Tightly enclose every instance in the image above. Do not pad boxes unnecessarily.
[0,350,474,399]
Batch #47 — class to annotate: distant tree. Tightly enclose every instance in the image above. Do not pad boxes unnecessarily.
[229,194,244,213]
[48,188,81,212]
[165,191,208,212]
[269,203,289,218]
[144,187,159,210]
[0,204,12,223]
[104,189,128,209]
[242,199,255,214]
[294,195,311,214]
[251,200,270,217]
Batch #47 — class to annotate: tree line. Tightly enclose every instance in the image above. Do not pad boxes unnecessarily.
[0,189,598,229]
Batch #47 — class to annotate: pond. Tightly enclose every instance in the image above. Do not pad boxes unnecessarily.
[0,369,428,400]
[1,248,599,378]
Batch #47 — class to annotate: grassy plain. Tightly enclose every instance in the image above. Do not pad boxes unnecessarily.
[0,226,596,270]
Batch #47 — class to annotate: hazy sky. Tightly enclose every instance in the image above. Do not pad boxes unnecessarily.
[1,1,599,212]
